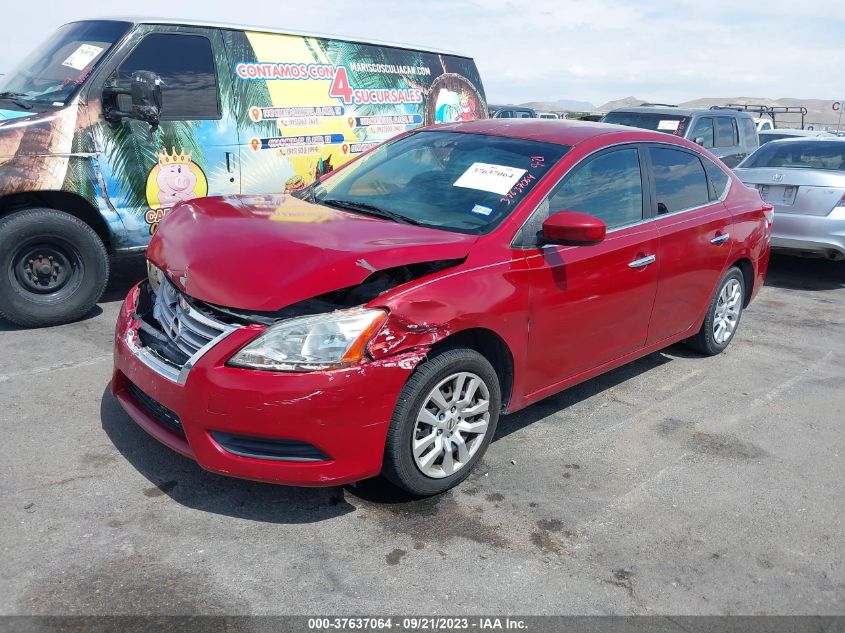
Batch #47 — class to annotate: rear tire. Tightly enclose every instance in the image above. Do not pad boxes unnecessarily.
[686,266,745,356]
[0,208,109,328]
[382,348,501,496]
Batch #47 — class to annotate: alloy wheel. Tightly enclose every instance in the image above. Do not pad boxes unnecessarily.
[713,278,742,345]
[412,371,491,479]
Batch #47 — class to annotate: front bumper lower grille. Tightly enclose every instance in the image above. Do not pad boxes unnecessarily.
[127,382,184,437]
[211,432,329,462]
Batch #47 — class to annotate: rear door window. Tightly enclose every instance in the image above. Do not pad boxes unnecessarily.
[649,146,711,214]
[688,117,714,148]
[549,147,644,229]
[739,118,757,145]
[714,118,738,147]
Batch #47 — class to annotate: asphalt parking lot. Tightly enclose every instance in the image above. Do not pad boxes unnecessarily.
[1,254,843,616]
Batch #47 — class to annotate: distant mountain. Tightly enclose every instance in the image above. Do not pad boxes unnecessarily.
[595,96,645,112]
[518,98,597,112]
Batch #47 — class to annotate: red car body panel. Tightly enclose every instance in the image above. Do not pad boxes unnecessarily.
[147,194,477,311]
[113,286,424,485]
[114,120,771,486]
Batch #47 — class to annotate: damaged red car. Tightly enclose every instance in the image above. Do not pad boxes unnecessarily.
[113,119,771,496]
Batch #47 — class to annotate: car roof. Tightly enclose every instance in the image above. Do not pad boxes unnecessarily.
[79,17,466,57]
[607,106,755,119]
[431,118,675,146]
[488,105,535,110]
[760,129,836,137]
[765,136,845,144]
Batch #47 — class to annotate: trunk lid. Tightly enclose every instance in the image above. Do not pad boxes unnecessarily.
[734,167,845,216]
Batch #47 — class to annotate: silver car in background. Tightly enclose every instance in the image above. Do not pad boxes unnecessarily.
[734,138,845,260]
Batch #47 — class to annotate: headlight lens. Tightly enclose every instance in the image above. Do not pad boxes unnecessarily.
[229,308,387,371]
[146,261,163,294]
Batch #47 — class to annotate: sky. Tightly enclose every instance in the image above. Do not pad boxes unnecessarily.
[1,0,843,107]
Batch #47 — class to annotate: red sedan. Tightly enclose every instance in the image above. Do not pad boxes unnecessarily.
[113,120,772,496]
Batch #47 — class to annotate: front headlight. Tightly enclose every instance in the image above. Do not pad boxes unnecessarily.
[228,308,387,372]
[146,261,163,294]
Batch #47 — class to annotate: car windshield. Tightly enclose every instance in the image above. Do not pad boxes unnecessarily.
[602,112,690,136]
[0,20,130,106]
[742,141,845,171]
[310,130,569,235]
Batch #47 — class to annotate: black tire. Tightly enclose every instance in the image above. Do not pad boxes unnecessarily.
[0,208,109,328]
[686,266,745,356]
[382,348,501,496]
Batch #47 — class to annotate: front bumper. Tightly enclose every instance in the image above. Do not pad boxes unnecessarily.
[112,283,424,486]
[771,210,845,258]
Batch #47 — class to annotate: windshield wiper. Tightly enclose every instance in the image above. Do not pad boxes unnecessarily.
[0,91,33,110]
[318,198,423,226]
[292,180,320,202]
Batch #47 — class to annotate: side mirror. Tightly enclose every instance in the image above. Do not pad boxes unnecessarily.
[103,70,163,128]
[129,70,162,126]
[694,136,706,146]
[541,211,606,245]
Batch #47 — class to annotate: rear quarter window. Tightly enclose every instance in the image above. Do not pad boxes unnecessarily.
[702,157,730,200]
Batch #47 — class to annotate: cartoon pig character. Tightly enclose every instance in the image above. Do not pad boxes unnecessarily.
[459,94,478,121]
[157,163,198,208]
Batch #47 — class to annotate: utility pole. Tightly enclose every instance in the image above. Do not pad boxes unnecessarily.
[838,98,844,132]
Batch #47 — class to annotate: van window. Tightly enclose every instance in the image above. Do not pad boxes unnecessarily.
[714,118,738,147]
[549,148,643,229]
[739,118,757,145]
[688,117,714,148]
[117,33,219,120]
[0,20,129,106]
[649,146,710,214]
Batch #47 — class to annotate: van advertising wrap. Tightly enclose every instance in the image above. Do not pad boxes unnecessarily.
[0,23,487,249]
[231,31,487,207]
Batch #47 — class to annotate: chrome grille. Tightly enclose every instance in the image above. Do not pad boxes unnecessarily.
[152,280,228,361]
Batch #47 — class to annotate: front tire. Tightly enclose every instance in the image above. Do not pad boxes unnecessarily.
[382,348,501,496]
[687,266,745,356]
[0,208,109,328]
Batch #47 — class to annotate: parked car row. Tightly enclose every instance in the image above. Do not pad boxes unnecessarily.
[598,105,845,260]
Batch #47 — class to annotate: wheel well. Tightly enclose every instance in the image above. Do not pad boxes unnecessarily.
[0,191,112,253]
[731,258,755,307]
[427,328,514,412]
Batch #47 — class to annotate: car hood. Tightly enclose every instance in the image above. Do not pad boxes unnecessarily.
[147,194,477,311]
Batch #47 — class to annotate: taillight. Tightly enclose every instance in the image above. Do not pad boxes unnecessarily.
[836,194,845,208]
[763,204,774,227]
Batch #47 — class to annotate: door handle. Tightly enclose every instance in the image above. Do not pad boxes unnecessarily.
[225,151,234,173]
[710,233,730,245]
[628,254,656,268]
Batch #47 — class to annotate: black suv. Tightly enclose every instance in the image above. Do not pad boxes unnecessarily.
[601,105,759,167]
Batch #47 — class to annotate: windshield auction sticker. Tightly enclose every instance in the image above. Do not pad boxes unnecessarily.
[657,119,681,132]
[453,163,528,196]
[61,44,103,70]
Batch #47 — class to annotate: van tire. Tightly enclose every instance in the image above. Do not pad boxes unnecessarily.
[382,348,501,496]
[0,208,109,328]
